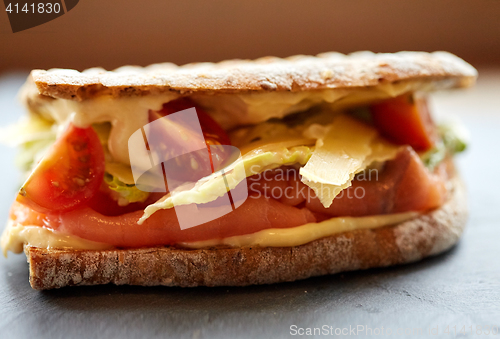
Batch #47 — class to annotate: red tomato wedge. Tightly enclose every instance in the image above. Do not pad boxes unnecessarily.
[370,93,437,151]
[17,123,105,213]
[148,98,232,183]
[155,98,231,146]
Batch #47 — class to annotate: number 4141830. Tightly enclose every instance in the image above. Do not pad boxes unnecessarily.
[5,3,61,14]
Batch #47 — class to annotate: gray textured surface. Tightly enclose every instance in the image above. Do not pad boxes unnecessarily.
[0,71,499,339]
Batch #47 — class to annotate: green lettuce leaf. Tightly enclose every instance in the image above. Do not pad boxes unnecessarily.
[421,122,469,171]
[1,115,57,172]
[104,173,150,205]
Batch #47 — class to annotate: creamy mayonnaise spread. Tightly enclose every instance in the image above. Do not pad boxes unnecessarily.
[1,212,418,254]
[1,221,113,256]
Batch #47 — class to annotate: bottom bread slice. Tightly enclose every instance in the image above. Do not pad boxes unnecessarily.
[25,178,467,290]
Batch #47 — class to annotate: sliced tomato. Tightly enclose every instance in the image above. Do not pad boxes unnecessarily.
[370,93,437,151]
[157,98,231,146]
[16,123,105,213]
[148,98,232,184]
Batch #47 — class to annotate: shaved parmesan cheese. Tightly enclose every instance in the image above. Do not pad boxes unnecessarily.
[299,115,397,208]
[363,137,401,166]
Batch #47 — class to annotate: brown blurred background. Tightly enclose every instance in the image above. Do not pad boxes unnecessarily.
[1,0,499,73]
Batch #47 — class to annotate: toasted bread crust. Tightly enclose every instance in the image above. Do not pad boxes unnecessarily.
[30,51,477,101]
[24,177,467,290]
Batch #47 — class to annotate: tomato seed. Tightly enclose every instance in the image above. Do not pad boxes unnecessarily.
[79,155,90,163]
[72,141,88,152]
[72,177,85,187]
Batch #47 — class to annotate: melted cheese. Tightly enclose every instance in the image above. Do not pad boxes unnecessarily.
[1,212,418,255]
[1,221,113,256]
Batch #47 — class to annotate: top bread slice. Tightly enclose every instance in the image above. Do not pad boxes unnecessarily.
[30,51,477,101]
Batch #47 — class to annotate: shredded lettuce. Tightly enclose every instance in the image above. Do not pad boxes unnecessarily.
[140,145,314,222]
[94,123,152,205]
[229,106,339,150]
[438,122,468,154]
[16,138,55,171]
[0,115,57,172]
[421,142,447,171]
[104,173,149,205]
[348,107,373,124]
[421,122,469,170]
